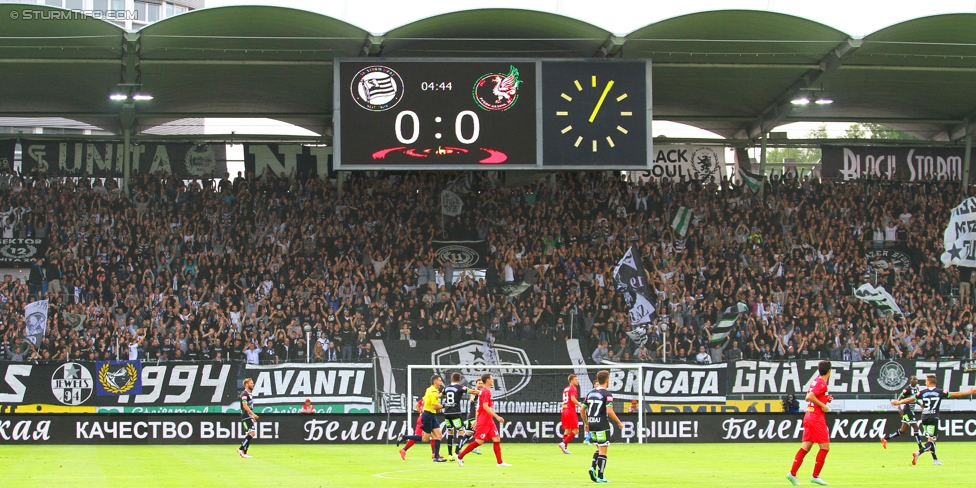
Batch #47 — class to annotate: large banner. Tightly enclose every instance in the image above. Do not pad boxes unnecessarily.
[729,360,976,396]
[942,196,976,267]
[431,240,489,269]
[23,299,49,348]
[0,362,237,413]
[0,139,14,171]
[632,144,725,183]
[0,238,50,267]
[821,145,976,182]
[376,340,729,414]
[244,144,331,178]
[864,244,918,272]
[244,363,375,413]
[2,412,976,444]
[19,140,226,177]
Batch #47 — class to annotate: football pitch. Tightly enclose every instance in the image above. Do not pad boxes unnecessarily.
[2,441,975,487]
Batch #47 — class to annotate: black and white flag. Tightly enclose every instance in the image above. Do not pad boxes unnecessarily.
[441,190,463,216]
[855,283,904,318]
[613,246,656,325]
[709,302,748,345]
[942,196,976,267]
[24,299,49,347]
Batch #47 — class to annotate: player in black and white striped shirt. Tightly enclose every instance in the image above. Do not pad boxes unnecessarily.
[892,374,976,465]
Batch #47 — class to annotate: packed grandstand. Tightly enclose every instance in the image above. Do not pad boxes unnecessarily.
[1,169,971,366]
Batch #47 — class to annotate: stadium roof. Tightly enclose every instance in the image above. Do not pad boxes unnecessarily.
[1,4,975,142]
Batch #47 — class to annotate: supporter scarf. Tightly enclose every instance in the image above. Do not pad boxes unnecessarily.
[708,302,748,345]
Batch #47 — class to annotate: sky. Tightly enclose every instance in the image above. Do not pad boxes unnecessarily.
[203,0,976,37]
[199,0,976,153]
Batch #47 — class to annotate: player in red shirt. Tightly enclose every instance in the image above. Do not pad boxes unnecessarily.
[559,374,585,454]
[455,373,511,467]
[398,398,435,460]
[787,360,833,486]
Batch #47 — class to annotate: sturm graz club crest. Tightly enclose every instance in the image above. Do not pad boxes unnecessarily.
[877,361,908,391]
[51,362,94,406]
[430,340,531,399]
[689,147,719,184]
[436,244,479,269]
[864,248,912,271]
[184,144,218,177]
[350,65,404,112]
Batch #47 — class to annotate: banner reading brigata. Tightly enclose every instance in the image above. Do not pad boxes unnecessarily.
[18,140,227,177]
[821,145,976,181]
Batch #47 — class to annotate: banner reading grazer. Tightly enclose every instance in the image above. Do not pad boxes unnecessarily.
[821,145,976,181]
[2,412,976,444]
[19,140,227,177]
[728,360,976,396]
[244,144,332,178]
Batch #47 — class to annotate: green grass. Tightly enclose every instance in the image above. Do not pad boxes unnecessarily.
[1,441,975,487]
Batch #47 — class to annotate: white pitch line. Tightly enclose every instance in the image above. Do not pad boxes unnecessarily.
[372,467,639,484]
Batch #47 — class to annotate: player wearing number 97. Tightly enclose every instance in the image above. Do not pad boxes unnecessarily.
[891,374,976,466]
[583,370,624,483]
[238,377,258,458]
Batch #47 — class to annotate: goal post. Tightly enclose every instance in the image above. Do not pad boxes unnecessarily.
[406,363,646,444]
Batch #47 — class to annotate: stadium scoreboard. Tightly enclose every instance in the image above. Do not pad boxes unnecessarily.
[334,59,651,170]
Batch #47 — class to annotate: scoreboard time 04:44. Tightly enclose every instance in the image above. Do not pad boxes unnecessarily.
[335,60,539,170]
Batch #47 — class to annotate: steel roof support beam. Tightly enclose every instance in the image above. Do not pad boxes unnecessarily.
[597,35,623,57]
[362,35,383,56]
[949,109,976,141]
[738,38,861,139]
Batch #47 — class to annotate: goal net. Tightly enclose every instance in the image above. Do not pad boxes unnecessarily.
[407,363,646,444]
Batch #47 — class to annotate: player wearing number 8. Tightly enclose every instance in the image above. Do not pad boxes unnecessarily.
[583,370,623,483]
[559,374,586,454]
[891,374,976,466]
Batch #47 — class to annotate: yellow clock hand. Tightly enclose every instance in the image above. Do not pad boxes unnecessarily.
[588,80,614,123]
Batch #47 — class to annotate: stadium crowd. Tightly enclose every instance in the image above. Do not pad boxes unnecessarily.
[0,168,974,365]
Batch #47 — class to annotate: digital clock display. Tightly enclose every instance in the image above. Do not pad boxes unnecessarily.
[335,60,538,169]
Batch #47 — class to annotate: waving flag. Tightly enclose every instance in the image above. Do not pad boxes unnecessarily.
[613,246,656,325]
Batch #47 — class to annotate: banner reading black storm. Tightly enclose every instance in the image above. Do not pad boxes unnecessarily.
[3,412,976,444]
[821,145,976,182]
[18,140,227,177]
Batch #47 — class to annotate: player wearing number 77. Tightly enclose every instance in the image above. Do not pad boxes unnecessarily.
[891,374,976,466]
[583,369,624,483]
